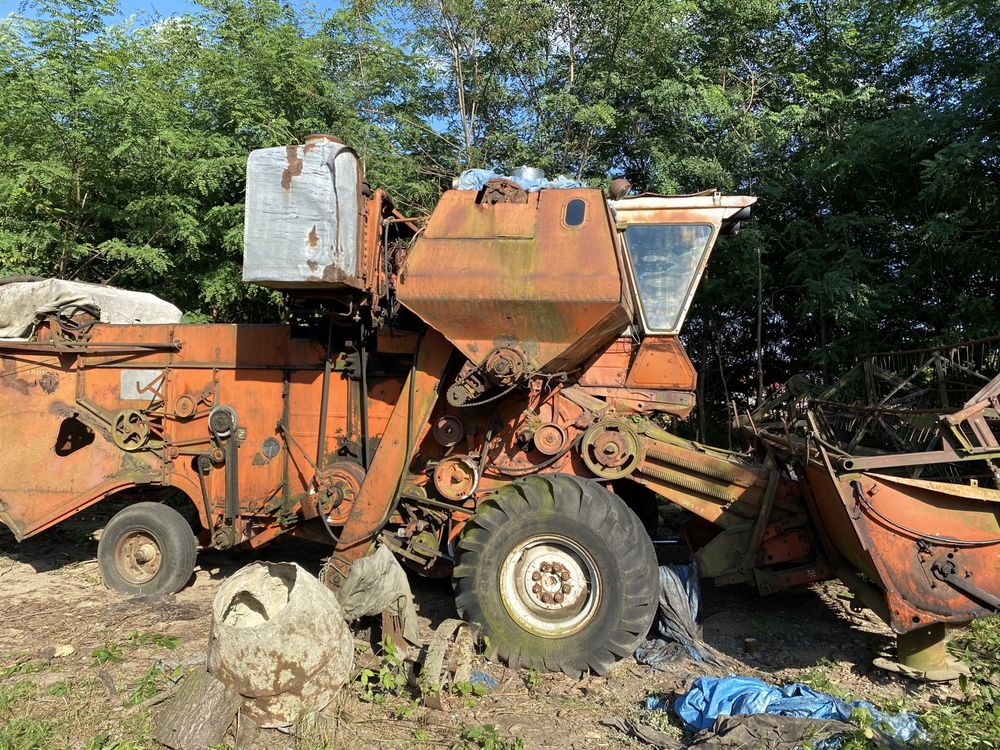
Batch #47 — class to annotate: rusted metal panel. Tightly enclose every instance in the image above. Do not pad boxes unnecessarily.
[398,188,631,374]
[807,450,1000,631]
[626,336,697,390]
[0,322,402,547]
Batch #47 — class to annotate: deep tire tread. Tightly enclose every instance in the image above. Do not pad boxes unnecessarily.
[454,474,658,678]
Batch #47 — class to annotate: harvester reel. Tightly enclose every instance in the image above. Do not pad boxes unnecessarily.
[112,409,151,452]
[580,420,642,479]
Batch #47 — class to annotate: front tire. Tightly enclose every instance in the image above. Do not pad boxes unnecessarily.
[97,502,197,595]
[454,474,658,677]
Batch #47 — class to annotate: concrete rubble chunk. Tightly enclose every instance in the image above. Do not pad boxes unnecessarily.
[207,561,354,728]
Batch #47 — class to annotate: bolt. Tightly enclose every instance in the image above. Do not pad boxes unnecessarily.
[561,583,571,594]
[553,593,564,604]
[603,444,617,455]
[559,570,570,581]
[531,571,541,581]
[532,584,542,595]
[540,593,552,604]
[540,562,551,573]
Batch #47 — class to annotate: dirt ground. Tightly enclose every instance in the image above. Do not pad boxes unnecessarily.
[0,503,969,750]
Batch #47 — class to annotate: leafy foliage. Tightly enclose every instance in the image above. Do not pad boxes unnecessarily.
[1,0,997,431]
[449,724,522,750]
[357,636,408,704]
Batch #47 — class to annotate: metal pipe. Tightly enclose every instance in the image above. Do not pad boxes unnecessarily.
[316,316,334,470]
[359,329,370,471]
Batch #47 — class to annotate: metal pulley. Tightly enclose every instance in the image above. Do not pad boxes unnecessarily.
[533,423,568,456]
[432,415,465,447]
[313,461,366,518]
[433,455,480,501]
[112,409,151,451]
[208,405,238,439]
[580,420,642,479]
[174,394,197,418]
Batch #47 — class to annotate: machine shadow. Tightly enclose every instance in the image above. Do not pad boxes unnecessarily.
[696,580,894,677]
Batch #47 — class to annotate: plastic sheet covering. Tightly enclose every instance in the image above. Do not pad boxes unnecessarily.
[335,544,420,645]
[673,675,923,742]
[0,278,181,339]
[602,713,858,750]
[456,168,585,192]
[635,564,730,669]
[243,139,363,290]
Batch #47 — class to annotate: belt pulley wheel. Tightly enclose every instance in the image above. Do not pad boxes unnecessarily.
[433,455,480,501]
[533,423,568,456]
[580,420,642,479]
[112,409,151,451]
[432,415,465,447]
[314,461,366,517]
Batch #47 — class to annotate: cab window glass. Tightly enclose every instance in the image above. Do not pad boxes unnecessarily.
[624,224,713,332]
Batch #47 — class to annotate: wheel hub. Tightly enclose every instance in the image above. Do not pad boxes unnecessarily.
[500,536,600,638]
[115,530,163,584]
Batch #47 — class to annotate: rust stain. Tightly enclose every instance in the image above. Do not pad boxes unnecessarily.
[1,358,30,395]
[281,145,303,190]
[321,265,351,283]
[307,225,318,248]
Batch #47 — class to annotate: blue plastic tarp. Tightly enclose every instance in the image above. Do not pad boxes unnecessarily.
[455,169,584,192]
[634,563,730,670]
[672,675,923,742]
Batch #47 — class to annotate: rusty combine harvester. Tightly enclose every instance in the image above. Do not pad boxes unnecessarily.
[0,134,996,679]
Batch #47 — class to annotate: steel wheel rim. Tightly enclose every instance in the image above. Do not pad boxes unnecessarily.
[114,529,163,584]
[499,534,601,638]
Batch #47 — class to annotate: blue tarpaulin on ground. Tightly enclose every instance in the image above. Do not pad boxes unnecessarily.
[672,675,923,742]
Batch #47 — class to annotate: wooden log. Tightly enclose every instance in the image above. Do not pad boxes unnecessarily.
[152,670,241,750]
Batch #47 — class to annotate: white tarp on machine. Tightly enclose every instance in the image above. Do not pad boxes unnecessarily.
[0,278,182,339]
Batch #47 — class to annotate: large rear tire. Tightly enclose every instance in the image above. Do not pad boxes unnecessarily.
[97,502,197,596]
[454,474,658,677]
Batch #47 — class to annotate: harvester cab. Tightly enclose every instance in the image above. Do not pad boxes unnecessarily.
[611,192,755,337]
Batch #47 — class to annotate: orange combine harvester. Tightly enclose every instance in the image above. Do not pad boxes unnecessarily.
[0,135,996,680]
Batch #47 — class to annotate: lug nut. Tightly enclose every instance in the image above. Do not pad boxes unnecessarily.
[562,583,571,594]
[541,593,552,604]
[540,562,551,573]
[559,570,570,581]
[532,584,542,594]
[553,593,564,604]
[531,571,541,581]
